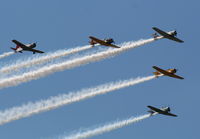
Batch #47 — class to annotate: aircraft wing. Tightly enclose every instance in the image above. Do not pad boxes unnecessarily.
[12,40,26,47]
[164,112,177,117]
[29,48,44,53]
[22,46,44,53]
[107,43,120,48]
[89,36,120,48]
[167,36,184,43]
[153,66,184,80]
[152,27,184,43]
[168,73,184,80]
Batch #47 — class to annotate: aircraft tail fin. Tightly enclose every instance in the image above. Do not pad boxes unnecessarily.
[148,110,155,116]
[10,47,16,51]
[152,33,159,38]
[153,71,161,78]
[10,47,22,53]
[89,40,96,46]
[153,71,160,76]
[10,47,17,53]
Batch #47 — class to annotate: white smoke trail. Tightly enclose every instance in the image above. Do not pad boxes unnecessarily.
[0,51,15,59]
[0,37,161,89]
[0,45,91,73]
[0,75,155,125]
[61,114,152,139]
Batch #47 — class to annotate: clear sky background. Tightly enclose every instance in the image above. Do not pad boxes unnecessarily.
[0,0,199,139]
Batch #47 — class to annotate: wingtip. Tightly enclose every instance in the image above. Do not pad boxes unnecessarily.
[178,76,184,80]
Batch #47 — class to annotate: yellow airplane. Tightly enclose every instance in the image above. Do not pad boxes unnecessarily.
[153,66,184,79]
[89,36,120,48]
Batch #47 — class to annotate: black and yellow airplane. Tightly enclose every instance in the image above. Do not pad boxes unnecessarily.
[152,27,184,43]
[153,66,184,80]
[147,105,177,117]
[89,36,120,48]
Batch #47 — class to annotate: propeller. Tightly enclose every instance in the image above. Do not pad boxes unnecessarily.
[168,107,171,112]
[110,38,115,43]
[32,42,37,48]
[174,29,177,36]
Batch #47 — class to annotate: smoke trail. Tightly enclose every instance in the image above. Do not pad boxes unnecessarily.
[0,45,91,73]
[0,51,15,59]
[0,37,161,89]
[62,114,152,139]
[0,75,155,125]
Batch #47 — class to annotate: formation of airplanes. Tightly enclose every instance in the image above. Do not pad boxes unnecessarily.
[148,27,184,117]
[7,27,184,118]
[89,28,185,120]
[9,27,183,54]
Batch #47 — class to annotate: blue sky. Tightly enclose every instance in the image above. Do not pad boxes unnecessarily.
[0,0,199,138]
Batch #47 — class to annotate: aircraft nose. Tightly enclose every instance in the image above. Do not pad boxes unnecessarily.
[174,31,177,36]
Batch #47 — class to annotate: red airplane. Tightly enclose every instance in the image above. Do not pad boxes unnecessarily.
[11,40,44,54]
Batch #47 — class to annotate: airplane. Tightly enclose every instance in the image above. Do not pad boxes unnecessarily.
[89,36,120,48]
[147,105,177,117]
[11,40,44,54]
[153,66,184,80]
[152,27,184,43]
